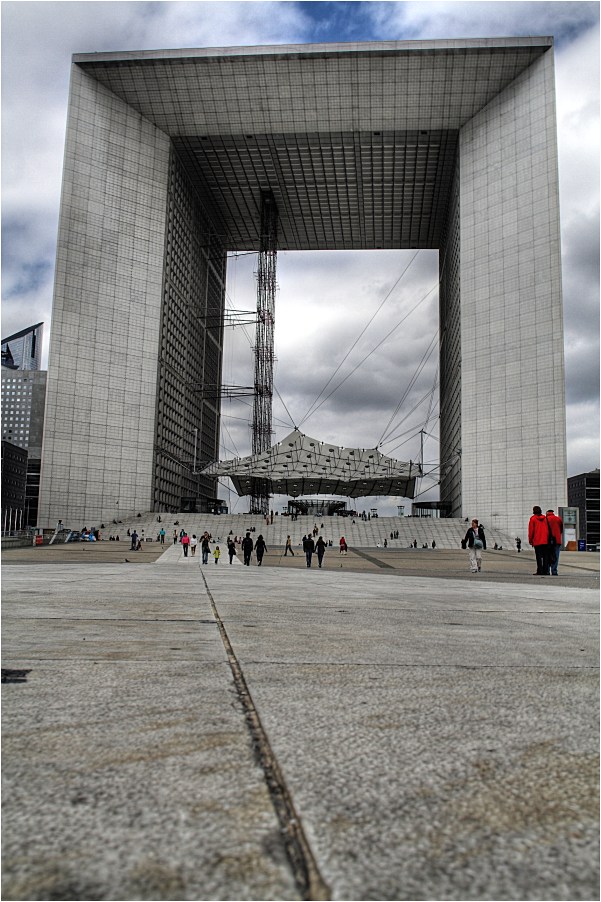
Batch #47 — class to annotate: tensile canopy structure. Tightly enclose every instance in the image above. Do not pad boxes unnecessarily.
[200,429,418,499]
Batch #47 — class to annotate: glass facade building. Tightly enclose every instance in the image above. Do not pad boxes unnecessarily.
[1,323,43,371]
[1,366,47,526]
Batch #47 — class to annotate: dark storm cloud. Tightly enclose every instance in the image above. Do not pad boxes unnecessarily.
[563,210,600,287]
[564,343,600,406]
[552,23,600,461]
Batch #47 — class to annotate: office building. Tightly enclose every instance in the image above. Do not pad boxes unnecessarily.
[1,323,43,371]
[1,365,47,526]
[568,469,600,549]
[1,440,28,532]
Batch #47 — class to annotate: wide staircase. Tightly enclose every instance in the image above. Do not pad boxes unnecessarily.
[100,513,516,551]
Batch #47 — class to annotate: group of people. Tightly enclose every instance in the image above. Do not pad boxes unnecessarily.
[301,534,329,567]
[463,507,563,575]
[170,529,225,563]
[169,528,269,566]
[78,527,100,542]
[238,532,267,566]
[528,507,563,575]
[178,533,199,558]
[207,531,351,568]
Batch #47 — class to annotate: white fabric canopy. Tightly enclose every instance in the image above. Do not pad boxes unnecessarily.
[200,429,418,498]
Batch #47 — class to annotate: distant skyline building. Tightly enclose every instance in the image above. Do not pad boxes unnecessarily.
[1,322,43,371]
[568,469,600,550]
[38,38,566,535]
[1,366,48,526]
[1,440,28,532]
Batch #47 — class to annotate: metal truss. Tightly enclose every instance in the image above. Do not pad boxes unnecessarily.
[250,191,278,514]
[193,309,258,329]
[189,384,256,399]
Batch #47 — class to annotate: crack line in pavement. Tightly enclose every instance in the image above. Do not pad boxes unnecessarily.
[347,547,395,568]
[199,568,330,902]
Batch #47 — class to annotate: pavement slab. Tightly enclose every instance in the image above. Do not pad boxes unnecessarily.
[2,556,599,901]
[2,565,298,902]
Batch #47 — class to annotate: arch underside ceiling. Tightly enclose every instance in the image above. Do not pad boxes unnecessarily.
[77,39,549,251]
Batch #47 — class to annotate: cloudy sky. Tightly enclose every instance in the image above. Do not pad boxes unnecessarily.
[2,1,599,514]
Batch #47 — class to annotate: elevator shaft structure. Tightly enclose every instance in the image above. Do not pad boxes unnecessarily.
[250,191,278,514]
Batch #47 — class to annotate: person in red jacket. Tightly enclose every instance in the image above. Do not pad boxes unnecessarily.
[528,506,549,575]
[546,509,563,575]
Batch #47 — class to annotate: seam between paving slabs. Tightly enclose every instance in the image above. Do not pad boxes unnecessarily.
[199,568,330,902]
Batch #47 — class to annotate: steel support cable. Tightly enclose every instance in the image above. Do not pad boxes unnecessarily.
[409,448,460,485]
[273,382,297,431]
[220,418,241,459]
[423,362,440,434]
[383,386,439,454]
[411,480,442,500]
[412,444,457,473]
[222,399,294,431]
[380,425,431,453]
[298,251,420,428]
[299,282,438,430]
[382,332,438,442]
[380,364,439,477]
[381,382,440,454]
[377,331,439,447]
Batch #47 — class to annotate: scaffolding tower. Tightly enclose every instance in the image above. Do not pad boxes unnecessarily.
[250,191,278,514]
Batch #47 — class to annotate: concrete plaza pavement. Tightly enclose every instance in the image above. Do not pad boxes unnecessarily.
[2,547,599,901]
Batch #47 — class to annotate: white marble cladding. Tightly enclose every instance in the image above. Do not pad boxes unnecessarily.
[459,49,566,537]
[38,66,171,527]
[38,41,566,535]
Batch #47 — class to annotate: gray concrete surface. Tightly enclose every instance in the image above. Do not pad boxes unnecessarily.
[2,553,599,901]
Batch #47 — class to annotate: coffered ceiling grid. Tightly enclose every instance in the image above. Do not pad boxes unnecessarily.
[77,39,550,251]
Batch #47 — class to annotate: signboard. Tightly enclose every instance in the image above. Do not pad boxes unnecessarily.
[559,506,579,548]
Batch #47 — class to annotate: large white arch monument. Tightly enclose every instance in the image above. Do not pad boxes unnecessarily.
[38,38,566,536]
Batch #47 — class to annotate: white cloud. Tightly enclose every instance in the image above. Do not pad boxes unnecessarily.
[366,1,598,42]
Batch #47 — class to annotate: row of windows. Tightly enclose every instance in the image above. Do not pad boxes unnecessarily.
[153,150,225,509]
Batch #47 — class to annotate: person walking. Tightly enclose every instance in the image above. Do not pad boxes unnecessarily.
[190,534,198,557]
[227,538,237,565]
[546,509,563,575]
[242,532,254,566]
[181,532,190,557]
[254,534,267,566]
[316,535,326,568]
[284,535,294,556]
[463,518,486,573]
[213,545,220,564]
[303,534,315,568]
[130,529,138,551]
[173,529,178,545]
[528,506,549,575]
[159,527,166,545]
[339,536,348,554]
[201,533,210,565]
